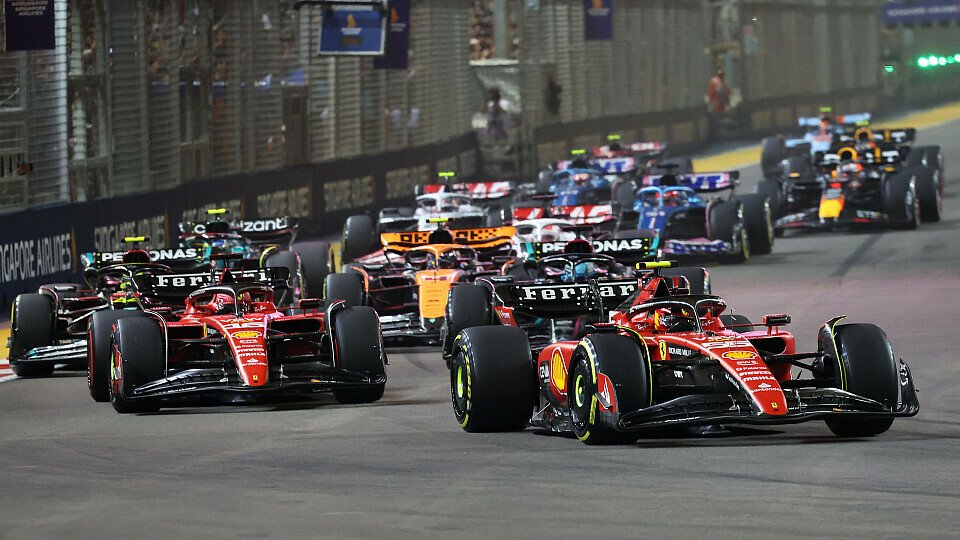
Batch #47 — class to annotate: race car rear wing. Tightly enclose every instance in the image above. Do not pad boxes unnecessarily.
[494,279,639,319]
[640,171,739,193]
[137,267,291,296]
[418,181,515,201]
[518,237,655,264]
[797,112,871,127]
[82,248,204,269]
[379,226,517,251]
[835,127,916,145]
[179,215,298,247]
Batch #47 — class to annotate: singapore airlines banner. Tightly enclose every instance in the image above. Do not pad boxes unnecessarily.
[3,0,55,51]
[584,0,613,41]
[374,0,410,70]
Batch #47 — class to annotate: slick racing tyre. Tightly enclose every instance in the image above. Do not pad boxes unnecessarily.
[291,241,332,298]
[883,173,919,230]
[755,179,785,219]
[661,267,710,295]
[569,334,651,445]
[89,310,146,402]
[110,317,164,414]
[824,324,899,437]
[9,293,55,378]
[341,215,378,263]
[737,193,774,256]
[709,200,749,264]
[910,167,942,223]
[323,272,365,308]
[264,249,300,307]
[332,307,386,404]
[450,326,535,432]
[442,284,491,366]
[906,145,942,172]
[760,136,787,178]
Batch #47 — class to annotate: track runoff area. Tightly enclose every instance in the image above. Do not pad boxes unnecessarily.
[1,104,960,538]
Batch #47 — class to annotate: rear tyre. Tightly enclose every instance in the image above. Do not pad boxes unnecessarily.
[89,310,146,402]
[737,193,774,255]
[709,200,749,264]
[485,207,504,227]
[264,250,300,306]
[661,267,710,295]
[755,179,784,219]
[912,168,942,223]
[342,215,378,262]
[450,327,535,432]
[323,272,365,308]
[110,318,164,413]
[569,334,650,445]
[760,136,786,178]
[332,307,386,404]
[9,294,56,378]
[824,323,899,437]
[906,145,942,171]
[883,173,919,230]
[442,284,491,366]
[291,241,332,298]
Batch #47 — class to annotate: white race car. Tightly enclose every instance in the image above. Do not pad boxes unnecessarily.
[378,193,488,232]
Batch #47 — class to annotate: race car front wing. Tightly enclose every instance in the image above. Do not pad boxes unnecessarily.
[615,360,919,431]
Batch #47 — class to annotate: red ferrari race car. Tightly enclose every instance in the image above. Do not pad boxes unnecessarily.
[102,268,386,413]
[449,262,918,444]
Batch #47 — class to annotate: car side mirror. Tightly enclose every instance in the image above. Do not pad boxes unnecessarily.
[763,314,791,326]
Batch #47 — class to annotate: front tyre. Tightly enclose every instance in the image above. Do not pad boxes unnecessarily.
[737,193,774,255]
[824,323,899,437]
[89,310,145,402]
[442,284,491,366]
[9,294,56,378]
[332,307,386,404]
[450,327,535,432]
[569,334,651,445]
[110,318,164,414]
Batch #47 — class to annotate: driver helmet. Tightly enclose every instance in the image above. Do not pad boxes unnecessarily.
[663,189,684,207]
[205,292,236,315]
[560,260,605,283]
[573,172,591,185]
[640,190,661,207]
[652,306,695,333]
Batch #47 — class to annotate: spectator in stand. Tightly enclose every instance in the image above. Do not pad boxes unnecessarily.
[485,88,509,141]
[707,69,731,113]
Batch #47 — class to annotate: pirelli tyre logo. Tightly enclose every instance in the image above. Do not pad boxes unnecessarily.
[518,280,637,301]
[537,238,650,255]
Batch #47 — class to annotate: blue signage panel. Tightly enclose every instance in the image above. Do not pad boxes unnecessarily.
[583,0,613,41]
[318,5,386,55]
[882,1,960,25]
[374,0,410,69]
[4,0,55,51]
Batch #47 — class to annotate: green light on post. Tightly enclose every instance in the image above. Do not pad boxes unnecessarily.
[917,57,929,68]
[883,64,894,73]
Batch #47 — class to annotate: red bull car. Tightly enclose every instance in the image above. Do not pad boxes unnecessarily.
[105,268,386,413]
[449,262,918,444]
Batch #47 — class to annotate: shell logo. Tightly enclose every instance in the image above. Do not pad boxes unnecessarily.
[551,350,566,393]
[232,331,260,339]
[722,350,757,360]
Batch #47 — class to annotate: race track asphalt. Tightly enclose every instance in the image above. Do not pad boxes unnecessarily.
[1,120,959,540]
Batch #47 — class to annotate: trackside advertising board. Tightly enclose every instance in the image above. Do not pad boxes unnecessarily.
[318,3,387,55]
[3,0,55,51]
[374,0,410,69]
[583,0,613,41]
